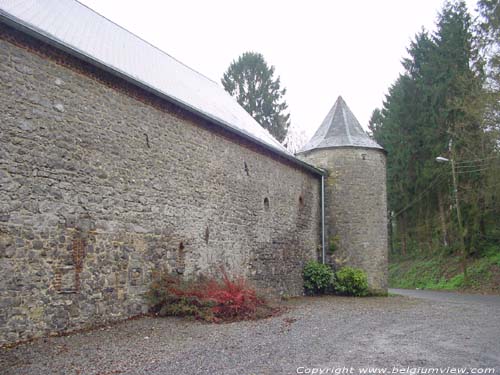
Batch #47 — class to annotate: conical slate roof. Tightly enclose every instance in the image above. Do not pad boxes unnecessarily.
[298,96,383,153]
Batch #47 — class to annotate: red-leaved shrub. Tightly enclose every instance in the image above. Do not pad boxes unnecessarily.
[147,268,277,322]
[203,269,262,320]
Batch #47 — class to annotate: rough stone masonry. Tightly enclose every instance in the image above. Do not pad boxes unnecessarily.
[299,147,389,291]
[0,1,390,347]
[0,25,321,345]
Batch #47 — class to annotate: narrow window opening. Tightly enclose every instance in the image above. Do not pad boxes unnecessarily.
[204,227,209,244]
[176,242,185,274]
[244,162,250,176]
[299,195,304,206]
[263,197,270,211]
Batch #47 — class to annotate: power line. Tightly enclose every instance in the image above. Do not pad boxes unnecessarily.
[391,154,499,219]
[455,154,500,165]
[393,173,446,218]
[459,181,500,190]
[455,161,497,169]
[457,167,493,174]
[457,164,500,174]
[455,162,500,170]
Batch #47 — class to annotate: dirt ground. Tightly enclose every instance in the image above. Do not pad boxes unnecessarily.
[1,293,499,375]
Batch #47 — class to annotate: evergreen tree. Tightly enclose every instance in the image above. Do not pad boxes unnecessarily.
[221,52,290,142]
[476,0,500,141]
[433,1,489,260]
[368,108,383,135]
[372,1,493,261]
[477,0,500,91]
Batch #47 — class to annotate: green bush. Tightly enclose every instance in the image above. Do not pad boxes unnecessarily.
[303,260,334,294]
[334,267,368,296]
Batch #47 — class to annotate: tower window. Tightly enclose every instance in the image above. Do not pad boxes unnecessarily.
[263,197,270,211]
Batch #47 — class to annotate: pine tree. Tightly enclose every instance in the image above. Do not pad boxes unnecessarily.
[372,1,490,260]
[477,0,500,91]
[433,1,488,260]
[221,52,290,142]
[368,108,383,135]
[476,0,500,140]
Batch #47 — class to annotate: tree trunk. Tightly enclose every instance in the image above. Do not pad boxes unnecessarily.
[437,190,449,247]
[399,215,407,256]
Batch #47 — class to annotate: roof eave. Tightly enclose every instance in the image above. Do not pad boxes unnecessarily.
[0,11,325,177]
[297,144,387,155]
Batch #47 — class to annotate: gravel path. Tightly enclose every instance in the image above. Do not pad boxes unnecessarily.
[1,295,499,374]
[390,288,500,306]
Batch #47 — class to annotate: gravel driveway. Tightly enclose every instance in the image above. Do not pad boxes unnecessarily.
[390,288,500,306]
[1,295,499,374]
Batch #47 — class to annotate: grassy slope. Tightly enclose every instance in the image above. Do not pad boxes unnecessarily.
[389,248,500,294]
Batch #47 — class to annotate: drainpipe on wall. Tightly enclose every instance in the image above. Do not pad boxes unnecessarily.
[321,174,326,264]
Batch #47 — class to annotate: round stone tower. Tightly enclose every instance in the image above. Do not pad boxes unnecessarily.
[297,96,388,292]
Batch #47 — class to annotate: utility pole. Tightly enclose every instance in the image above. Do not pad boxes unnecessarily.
[450,157,468,284]
[436,152,468,284]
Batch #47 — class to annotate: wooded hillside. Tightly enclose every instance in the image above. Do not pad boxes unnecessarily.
[371,0,500,289]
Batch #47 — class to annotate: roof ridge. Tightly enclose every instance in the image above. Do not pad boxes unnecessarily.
[342,106,353,145]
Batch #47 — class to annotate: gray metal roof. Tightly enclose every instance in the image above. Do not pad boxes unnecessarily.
[298,96,383,153]
[0,0,322,172]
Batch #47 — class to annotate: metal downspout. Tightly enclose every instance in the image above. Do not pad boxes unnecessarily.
[321,175,326,264]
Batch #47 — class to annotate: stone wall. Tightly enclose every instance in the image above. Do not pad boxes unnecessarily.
[0,25,321,345]
[299,147,388,292]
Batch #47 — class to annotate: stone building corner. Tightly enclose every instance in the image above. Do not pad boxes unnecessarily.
[297,96,389,293]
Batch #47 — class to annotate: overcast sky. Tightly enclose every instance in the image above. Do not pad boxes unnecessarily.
[79,0,477,137]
